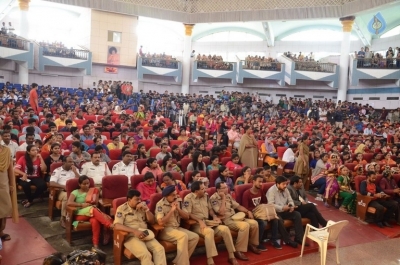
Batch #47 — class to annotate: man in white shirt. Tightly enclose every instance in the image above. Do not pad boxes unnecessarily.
[17,133,35,152]
[363,124,374,135]
[112,151,139,184]
[80,153,111,185]
[155,143,171,161]
[1,131,18,158]
[282,144,298,170]
[49,156,80,228]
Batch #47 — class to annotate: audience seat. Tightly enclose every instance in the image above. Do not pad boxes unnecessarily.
[157,171,182,184]
[48,162,64,220]
[99,175,129,215]
[139,139,153,150]
[180,158,192,173]
[208,170,219,188]
[136,159,147,173]
[354,175,383,221]
[130,175,144,189]
[150,148,161,158]
[184,171,206,184]
[220,157,231,166]
[109,149,122,160]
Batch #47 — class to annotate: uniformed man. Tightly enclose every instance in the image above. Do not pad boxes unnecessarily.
[49,156,79,228]
[80,152,111,185]
[183,181,240,265]
[156,185,199,265]
[112,151,139,183]
[210,181,261,259]
[114,190,166,265]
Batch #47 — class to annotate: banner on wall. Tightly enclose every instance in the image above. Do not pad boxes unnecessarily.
[367,12,386,35]
[105,45,120,73]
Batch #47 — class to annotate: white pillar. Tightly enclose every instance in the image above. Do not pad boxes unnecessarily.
[18,0,30,38]
[337,16,355,103]
[18,62,29,85]
[182,24,194,95]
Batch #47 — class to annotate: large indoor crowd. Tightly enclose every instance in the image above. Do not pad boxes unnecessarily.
[1,81,400,265]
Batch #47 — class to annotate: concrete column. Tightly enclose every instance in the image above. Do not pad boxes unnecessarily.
[18,62,29,85]
[182,24,194,95]
[337,16,355,103]
[18,0,30,38]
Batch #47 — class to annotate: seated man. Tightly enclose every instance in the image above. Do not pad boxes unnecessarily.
[80,152,111,186]
[22,118,42,134]
[156,185,199,264]
[360,171,398,228]
[155,143,171,161]
[183,181,240,265]
[266,176,305,246]
[49,156,80,228]
[112,151,140,183]
[242,175,298,251]
[70,142,91,168]
[210,182,261,260]
[287,176,327,228]
[114,190,166,265]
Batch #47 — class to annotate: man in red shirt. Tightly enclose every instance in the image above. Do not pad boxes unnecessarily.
[29,83,39,114]
[242,175,298,251]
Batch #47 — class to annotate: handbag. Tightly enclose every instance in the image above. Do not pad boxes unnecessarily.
[252,204,278,221]
[85,188,99,204]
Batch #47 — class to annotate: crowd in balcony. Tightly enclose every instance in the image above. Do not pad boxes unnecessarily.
[0,21,27,50]
[196,54,233,70]
[356,46,400,69]
[39,41,86,59]
[139,45,178,68]
[243,55,280,71]
[285,51,315,62]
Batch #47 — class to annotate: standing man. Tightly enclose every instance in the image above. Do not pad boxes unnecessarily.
[29,83,39,115]
[287,176,328,228]
[183,181,240,265]
[267,176,305,246]
[209,182,261,259]
[156,185,199,264]
[114,190,166,265]
[49,156,80,228]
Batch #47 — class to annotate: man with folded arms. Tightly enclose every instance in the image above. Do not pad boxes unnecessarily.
[156,185,199,265]
[210,181,261,260]
[49,156,80,228]
[183,181,239,265]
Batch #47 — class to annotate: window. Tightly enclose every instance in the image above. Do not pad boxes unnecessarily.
[313,95,324,98]
[369,97,380,100]
[108,31,122,43]
[387,97,399,100]
[381,25,400,38]
[197,31,263,42]
[294,95,305,98]
[281,29,358,42]
[353,97,363,100]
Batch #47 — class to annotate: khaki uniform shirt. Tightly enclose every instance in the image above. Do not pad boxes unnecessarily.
[155,198,181,228]
[114,202,148,230]
[182,193,209,221]
[209,193,239,221]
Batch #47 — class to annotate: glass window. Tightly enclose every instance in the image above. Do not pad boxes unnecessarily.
[108,31,122,43]
[197,31,263,42]
[281,29,358,41]
[381,25,400,38]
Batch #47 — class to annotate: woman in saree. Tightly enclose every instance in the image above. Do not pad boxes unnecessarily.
[337,165,356,214]
[293,135,310,186]
[324,153,341,208]
[238,126,258,168]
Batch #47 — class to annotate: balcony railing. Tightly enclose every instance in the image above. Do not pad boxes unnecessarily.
[294,61,336,73]
[41,46,90,60]
[0,35,29,50]
[356,58,399,69]
[141,57,179,69]
[241,60,281,71]
[196,60,234,71]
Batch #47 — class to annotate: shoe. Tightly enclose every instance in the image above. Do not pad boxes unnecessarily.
[60,217,66,229]
[285,240,298,248]
[324,202,330,208]
[234,251,249,261]
[315,197,323,201]
[295,239,309,246]
[383,221,393,228]
[376,222,384,228]
[248,244,261,254]
[257,244,268,252]
[227,258,239,265]
[271,241,282,250]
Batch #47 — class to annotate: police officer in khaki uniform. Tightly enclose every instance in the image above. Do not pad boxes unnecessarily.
[210,181,261,259]
[114,190,166,265]
[183,181,240,265]
[156,185,199,265]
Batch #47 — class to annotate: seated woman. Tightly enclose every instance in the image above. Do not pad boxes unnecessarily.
[160,172,187,192]
[235,166,252,185]
[207,155,221,172]
[170,145,182,166]
[182,146,194,159]
[136,172,162,205]
[197,142,210,159]
[381,152,396,167]
[337,165,356,215]
[67,175,114,248]
[141,157,163,177]
[187,170,203,189]
[371,153,383,164]
[177,128,189,141]
[341,151,352,164]
[41,133,56,153]
[14,145,47,208]
[311,153,329,202]
[186,151,206,172]
[353,152,367,165]
[125,137,137,150]
[260,137,278,169]
[44,143,64,181]
[161,154,183,177]
[225,153,244,172]
[135,143,147,159]
[215,166,234,191]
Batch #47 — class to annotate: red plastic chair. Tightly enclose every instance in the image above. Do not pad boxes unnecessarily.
[150,148,161,158]
[107,160,120,171]
[208,170,219,188]
[206,187,216,197]
[139,139,154,151]
[109,149,122,160]
[234,184,252,205]
[100,175,129,215]
[136,159,148,173]
[149,193,163,214]
[179,189,191,200]
[220,157,231,166]
[180,158,192,173]
[130,175,144,189]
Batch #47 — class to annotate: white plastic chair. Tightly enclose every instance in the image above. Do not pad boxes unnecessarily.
[300,220,349,265]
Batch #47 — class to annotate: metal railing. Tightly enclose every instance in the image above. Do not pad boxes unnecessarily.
[241,60,281,71]
[355,58,399,69]
[196,60,234,71]
[294,61,336,73]
[41,46,90,60]
[0,35,29,50]
[141,57,179,69]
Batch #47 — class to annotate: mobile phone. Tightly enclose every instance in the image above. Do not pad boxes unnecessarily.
[142,230,149,237]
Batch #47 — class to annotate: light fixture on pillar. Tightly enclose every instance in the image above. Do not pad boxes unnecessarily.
[184,24,194,36]
[18,0,30,11]
[339,16,355,33]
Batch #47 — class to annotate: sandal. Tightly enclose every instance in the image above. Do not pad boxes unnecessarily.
[0,234,11,241]
[23,202,32,208]
[21,200,28,205]
[339,206,348,213]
